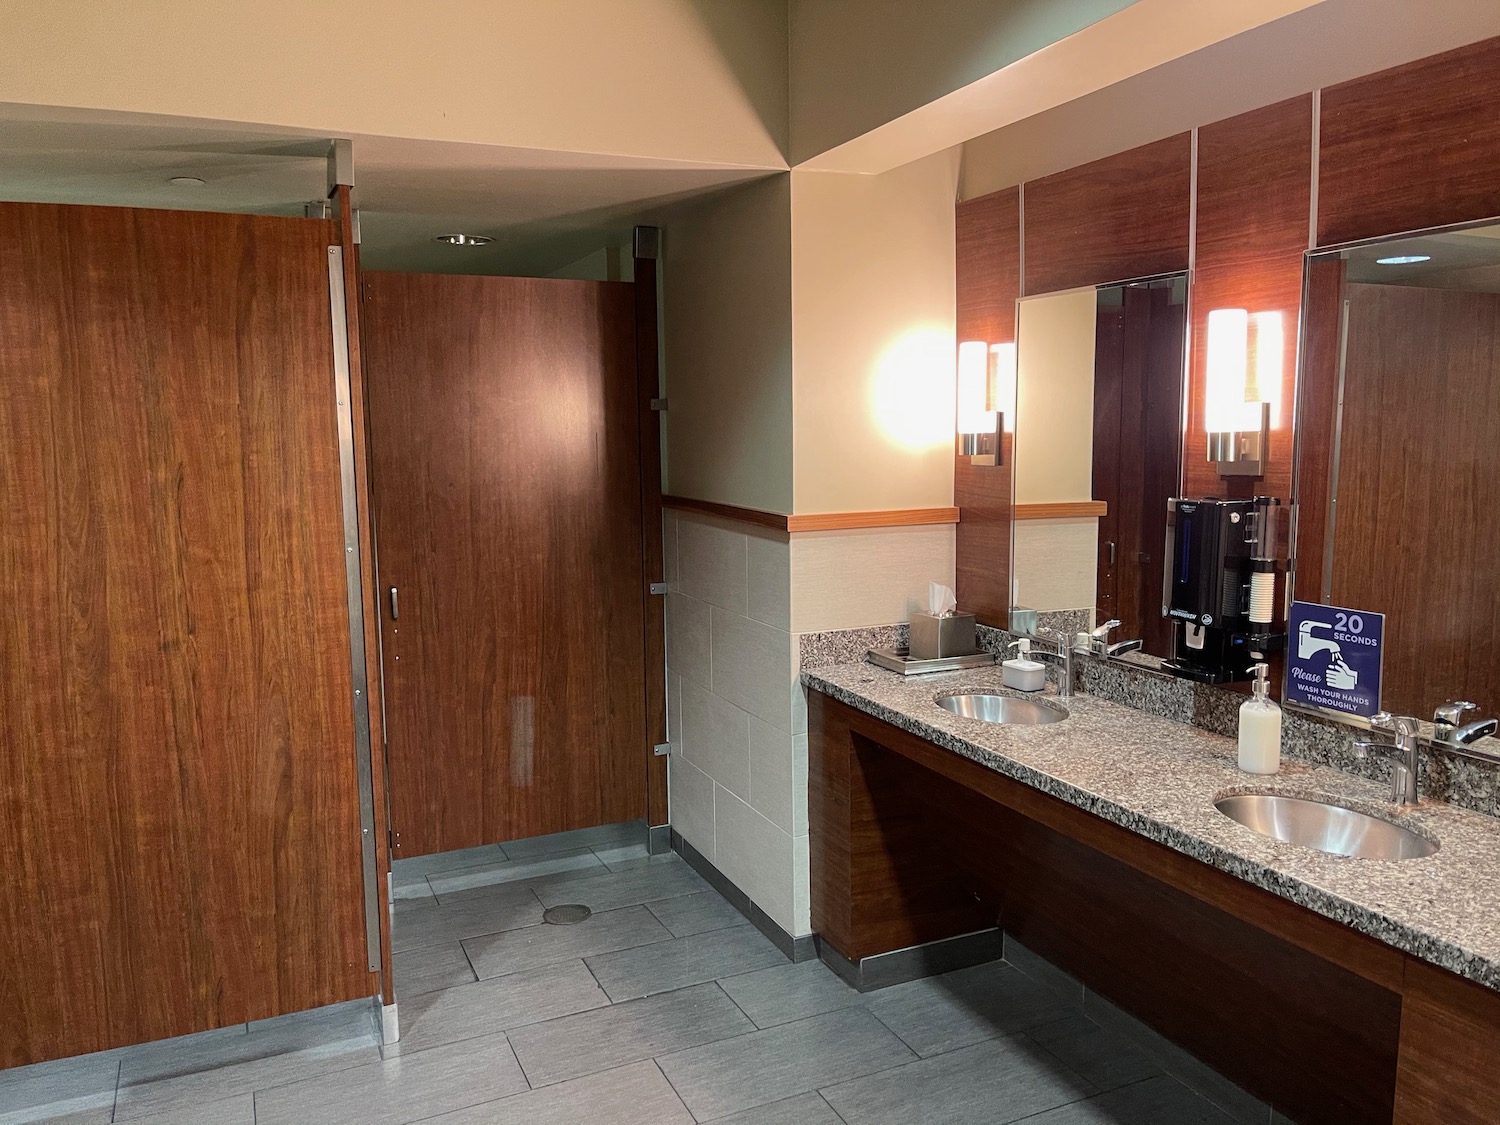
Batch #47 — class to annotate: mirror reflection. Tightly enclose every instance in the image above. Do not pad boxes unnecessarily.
[1293,221,1500,721]
[1009,275,1187,657]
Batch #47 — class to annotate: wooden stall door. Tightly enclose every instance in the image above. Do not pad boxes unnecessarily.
[0,203,372,1067]
[364,273,648,858]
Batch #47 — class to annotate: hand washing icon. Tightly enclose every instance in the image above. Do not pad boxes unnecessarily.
[1297,621,1358,688]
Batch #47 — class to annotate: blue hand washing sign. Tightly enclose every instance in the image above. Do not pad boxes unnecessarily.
[1285,601,1384,717]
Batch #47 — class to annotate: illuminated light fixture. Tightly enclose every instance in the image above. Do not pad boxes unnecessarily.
[1205,309,1282,477]
[435,233,493,246]
[167,176,205,187]
[957,340,1013,466]
[1376,254,1431,265]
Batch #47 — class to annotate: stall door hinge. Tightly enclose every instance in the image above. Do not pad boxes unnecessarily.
[649,581,668,595]
[653,742,671,757]
[650,397,667,411]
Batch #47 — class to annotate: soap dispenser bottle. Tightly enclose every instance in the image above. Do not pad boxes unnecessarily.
[1238,663,1282,774]
[1003,639,1047,693]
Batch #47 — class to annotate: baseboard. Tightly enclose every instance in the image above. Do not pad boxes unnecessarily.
[816,928,1005,993]
[670,831,817,963]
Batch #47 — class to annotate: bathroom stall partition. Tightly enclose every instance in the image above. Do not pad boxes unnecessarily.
[0,201,381,1066]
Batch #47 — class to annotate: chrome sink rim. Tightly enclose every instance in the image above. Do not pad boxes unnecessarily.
[934,692,1068,726]
[1213,791,1438,860]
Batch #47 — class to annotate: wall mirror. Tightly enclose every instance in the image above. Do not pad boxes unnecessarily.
[1007,274,1187,655]
[1292,219,1500,724]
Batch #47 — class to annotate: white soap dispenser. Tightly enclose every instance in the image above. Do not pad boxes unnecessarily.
[1238,663,1282,774]
[1003,639,1047,693]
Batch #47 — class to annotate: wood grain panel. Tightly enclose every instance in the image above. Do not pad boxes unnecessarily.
[1185,97,1312,505]
[365,272,648,857]
[1013,501,1106,520]
[1330,283,1500,717]
[0,203,370,1066]
[1022,134,1192,296]
[635,251,668,826]
[787,507,958,532]
[1320,36,1500,247]
[662,495,790,534]
[1394,958,1500,1124]
[954,187,1019,626]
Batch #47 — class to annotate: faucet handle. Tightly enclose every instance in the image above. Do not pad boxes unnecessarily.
[1091,619,1122,639]
[1434,700,1478,727]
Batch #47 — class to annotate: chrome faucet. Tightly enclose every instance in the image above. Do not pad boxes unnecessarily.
[1353,713,1422,805]
[1085,619,1143,659]
[1031,628,1079,700]
[1433,701,1498,747]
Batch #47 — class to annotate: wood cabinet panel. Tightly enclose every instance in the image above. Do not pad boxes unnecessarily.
[1319,36,1500,247]
[1022,134,1192,296]
[1395,958,1500,1124]
[0,203,370,1066]
[954,187,1019,627]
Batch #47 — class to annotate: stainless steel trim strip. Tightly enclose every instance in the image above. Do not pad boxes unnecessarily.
[1322,297,1352,604]
[327,244,382,974]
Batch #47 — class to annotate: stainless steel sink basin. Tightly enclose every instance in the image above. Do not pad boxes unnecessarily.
[1214,793,1438,860]
[936,694,1067,725]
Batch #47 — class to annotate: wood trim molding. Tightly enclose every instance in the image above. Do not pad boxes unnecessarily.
[1015,501,1107,520]
[662,496,960,534]
[787,507,959,533]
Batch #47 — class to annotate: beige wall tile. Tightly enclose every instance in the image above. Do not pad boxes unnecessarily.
[790,524,955,632]
[679,678,751,798]
[663,508,679,586]
[747,716,793,833]
[666,592,711,688]
[793,833,811,936]
[715,789,794,933]
[1012,518,1097,614]
[677,513,749,614]
[669,756,715,861]
[792,734,809,836]
[667,670,682,745]
[746,530,791,629]
[710,608,793,733]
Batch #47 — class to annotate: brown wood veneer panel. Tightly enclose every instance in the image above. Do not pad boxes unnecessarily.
[1320,36,1500,247]
[364,272,648,857]
[954,187,1019,627]
[1022,134,1192,296]
[1394,958,1500,1124]
[0,203,370,1066]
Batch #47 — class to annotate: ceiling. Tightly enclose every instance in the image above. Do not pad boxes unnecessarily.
[0,109,772,276]
[1343,225,1500,292]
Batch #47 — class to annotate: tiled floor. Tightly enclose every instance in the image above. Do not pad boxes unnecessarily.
[3,820,1248,1124]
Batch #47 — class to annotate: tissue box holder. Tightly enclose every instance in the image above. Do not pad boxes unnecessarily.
[909,612,979,659]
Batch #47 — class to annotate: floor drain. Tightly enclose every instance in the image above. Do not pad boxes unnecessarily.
[542,904,592,926]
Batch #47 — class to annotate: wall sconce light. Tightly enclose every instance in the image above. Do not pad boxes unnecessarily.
[1205,309,1281,477]
[957,340,1014,466]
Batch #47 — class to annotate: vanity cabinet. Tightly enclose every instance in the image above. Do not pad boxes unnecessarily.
[808,689,1500,1125]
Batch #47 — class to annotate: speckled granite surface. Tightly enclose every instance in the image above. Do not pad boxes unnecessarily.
[802,659,1500,993]
[798,624,907,668]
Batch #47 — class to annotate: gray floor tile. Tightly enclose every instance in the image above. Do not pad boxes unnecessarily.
[394,941,477,997]
[392,844,506,879]
[585,925,786,1002]
[532,856,709,914]
[717,959,864,1029]
[1005,935,1086,1005]
[867,960,1074,1057]
[107,1024,250,1087]
[393,884,545,952]
[500,820,647,861]
[507,982,754,1087]
[703,1091,846,1125]
[427,849,607,899]
[386,960,608,1057]
[1015,1075,1238,1125]
[416,1060,693,1125]
[0,1052,119,1123]
[822,1034,1097,1125]
[592,842,653,870]
[463,905,670,979]
[645,891,751,938]
[119,1093,255,1124]
[657,1008,915,1120]
[1025,1014,1162,1092]
[251,1032,527,1125]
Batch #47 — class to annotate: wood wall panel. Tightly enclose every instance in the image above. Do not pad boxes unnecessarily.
[1185,96,1312,504]
[1022,134,1192,296]
[0,204,370,1066]
[1287,256,1346,605]
[1319,36,1500,247]
[953,187,1019,627]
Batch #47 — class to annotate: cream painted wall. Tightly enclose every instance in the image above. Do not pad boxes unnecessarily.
[660,176,795,515]
[0,0,789,168]
[789,150,960,514]
[1015,288,1097,506]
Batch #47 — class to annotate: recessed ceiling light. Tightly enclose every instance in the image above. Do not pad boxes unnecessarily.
[168,176,206,187]
[435,233,493,246]
[1376,254,1431,265]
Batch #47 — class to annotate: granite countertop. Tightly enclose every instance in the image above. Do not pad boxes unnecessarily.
[803,660,1500,992]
